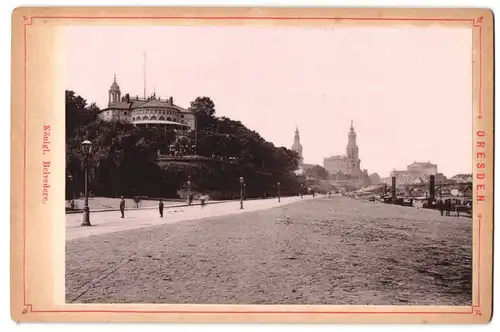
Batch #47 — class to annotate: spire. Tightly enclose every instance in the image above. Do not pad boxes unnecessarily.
[113,74,116,83]
[291,126,303,160]
[346,119,358,158]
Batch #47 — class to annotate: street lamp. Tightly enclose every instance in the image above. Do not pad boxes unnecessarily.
[243,183,246,201]
[81,140,92,226]
[300,183,304,199]
[187,179,192,205]
[277,181,281,202]
[239,176,244,209]
[67,174,74,200]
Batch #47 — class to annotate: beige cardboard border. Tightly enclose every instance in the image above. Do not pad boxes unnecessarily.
[10,7,494,323]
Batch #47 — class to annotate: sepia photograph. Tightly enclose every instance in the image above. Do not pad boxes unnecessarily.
[64,23,474,305]
[9,6,493,324]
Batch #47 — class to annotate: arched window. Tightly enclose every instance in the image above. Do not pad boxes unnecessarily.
[132,117,136,121]
[151,116,157,120]
[159,116,165,120]
[167,117,172,121]
[143,116,149,120]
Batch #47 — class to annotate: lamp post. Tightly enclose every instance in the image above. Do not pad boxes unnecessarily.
[300,183,304,199]
[67,174,73,200]
[187,180,192,205]
[81,140,92,226]
[194,111,198,152]
[277,181,281,203]
[243,183,246,201]
[239,176,244,209]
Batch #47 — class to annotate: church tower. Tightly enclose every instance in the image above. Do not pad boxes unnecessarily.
[291,126,304,164]
[346,120,361,175]
[108,74,121,107]
[346,120,359,159]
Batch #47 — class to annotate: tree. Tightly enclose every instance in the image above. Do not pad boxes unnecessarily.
[305,165,330,180]
[65,90,98,139]
[188,97,216,134]
[66,119,162,197]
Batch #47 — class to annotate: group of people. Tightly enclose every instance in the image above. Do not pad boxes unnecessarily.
[436,199,471,217]
[118,195,209,218]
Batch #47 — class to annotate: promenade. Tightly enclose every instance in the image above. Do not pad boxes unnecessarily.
[66,195,314,240]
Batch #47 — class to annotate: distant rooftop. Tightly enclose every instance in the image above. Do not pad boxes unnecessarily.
[408,161,437,167]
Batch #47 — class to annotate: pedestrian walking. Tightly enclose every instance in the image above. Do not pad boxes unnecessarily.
[120,196,125,218]
[159,199,164,218]
[437,199,444,216]
[200,194,207,209]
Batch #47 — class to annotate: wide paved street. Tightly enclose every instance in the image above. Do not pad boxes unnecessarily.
[66,196,472,305]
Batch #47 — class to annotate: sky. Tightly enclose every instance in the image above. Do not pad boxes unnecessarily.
[62,25,472,178]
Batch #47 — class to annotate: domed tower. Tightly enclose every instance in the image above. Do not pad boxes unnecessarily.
[291,126,304,164]
[108,74,121,107]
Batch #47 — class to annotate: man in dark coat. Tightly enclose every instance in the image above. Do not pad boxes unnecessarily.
[437,199,444,216]
[120,196,125,218]
[445,199,451,216]
[159,199,164,218]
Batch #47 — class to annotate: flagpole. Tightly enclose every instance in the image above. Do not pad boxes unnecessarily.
[143,52,147,99]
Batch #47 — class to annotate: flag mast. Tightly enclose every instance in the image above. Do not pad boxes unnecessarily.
[143,52,147,99]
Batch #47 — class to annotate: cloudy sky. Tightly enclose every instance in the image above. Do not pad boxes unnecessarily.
[62,25,472,178]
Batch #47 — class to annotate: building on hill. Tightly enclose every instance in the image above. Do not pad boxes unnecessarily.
[98,75,196,131]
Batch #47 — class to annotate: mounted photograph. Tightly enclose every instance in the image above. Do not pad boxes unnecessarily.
[64,23,474,306]
[10,6,493,324]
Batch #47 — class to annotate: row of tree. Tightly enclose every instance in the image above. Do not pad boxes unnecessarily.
[65,91,307,199]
